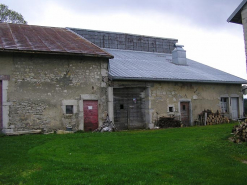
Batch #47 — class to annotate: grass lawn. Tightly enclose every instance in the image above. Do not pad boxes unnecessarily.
[1,123,247,185]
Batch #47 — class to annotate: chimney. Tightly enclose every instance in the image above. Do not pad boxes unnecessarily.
[172,44,187,65]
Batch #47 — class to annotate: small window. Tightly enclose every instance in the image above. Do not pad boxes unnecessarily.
[66,105,73,114]
[120,104,124,109]
[169,107,173,112]
[183,105,186,111]
[221,97,228,113]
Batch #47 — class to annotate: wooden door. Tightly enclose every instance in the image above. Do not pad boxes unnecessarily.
[114,88,145,130]
[231,98,239,120]
[0,81,2,130]
[180,102,190,126]
[83,100,98,132]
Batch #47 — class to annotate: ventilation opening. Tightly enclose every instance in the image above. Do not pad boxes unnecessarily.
[169,107,174,112]
[66,105,73,114]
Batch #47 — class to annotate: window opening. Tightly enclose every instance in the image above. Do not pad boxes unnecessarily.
[120,104,124,109]
[169,107,173,112]
[220,97,228,113]
[183,105,186,111]
[66,105,73,114]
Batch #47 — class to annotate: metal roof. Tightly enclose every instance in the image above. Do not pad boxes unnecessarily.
[69,27,178,54]
[227,0,247,24]
[106,48,247,84]
[0,23,113,58]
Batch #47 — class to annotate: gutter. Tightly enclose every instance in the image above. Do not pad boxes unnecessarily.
[111,76,247,85]
[0,49,113,59]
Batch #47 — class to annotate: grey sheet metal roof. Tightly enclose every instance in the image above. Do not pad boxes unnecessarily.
[105,48,247,84]
[0,23,113,58]
[227,0,247,24]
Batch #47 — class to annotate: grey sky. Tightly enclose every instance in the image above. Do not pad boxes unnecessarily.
[52,0,239,29]
[2,0,242,29]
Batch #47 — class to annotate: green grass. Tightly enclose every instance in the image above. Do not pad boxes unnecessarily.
[1,124,247,185]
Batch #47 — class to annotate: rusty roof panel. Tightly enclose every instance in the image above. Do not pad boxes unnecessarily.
[0,23,113,58]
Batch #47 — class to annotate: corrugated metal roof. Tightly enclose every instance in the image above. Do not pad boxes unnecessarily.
[68,27,178,54]
[0,23,113,58]
[106,48,247,84]
[227,0,247,24]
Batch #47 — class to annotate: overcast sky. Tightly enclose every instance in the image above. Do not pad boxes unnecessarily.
[1,0,246,79]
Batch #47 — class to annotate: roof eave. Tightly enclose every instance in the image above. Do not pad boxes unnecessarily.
[227,0,247,24]
[111,76,247,85]
[0,49,113,59]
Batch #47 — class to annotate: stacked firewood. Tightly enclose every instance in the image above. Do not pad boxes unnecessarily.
[156,116,181,128]
[231,122,247,143]
[207,114,230,125]
[199,110,229,125]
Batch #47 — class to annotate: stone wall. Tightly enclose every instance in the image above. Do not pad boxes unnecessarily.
[113,81,243,127]
[0,53,109,132]
[150,82,242,124]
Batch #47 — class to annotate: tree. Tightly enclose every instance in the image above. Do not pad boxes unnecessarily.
[0,4,27,24]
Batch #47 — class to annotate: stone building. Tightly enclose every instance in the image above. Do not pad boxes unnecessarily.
[0,23,113,134]
[71,28,247,129]
[228,0,247,67]
[0,23,246,134]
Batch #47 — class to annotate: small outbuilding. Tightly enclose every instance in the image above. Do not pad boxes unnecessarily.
[0,23,113,134]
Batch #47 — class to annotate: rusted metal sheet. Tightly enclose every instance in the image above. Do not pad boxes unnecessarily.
[114,88,145,130]
[83,100,98,132]
[0,81,2,130]
[180,102,190,126]
[0,23,113,58]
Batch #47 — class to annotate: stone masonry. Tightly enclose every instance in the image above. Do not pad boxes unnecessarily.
[113,80,243,127]
[0,53,109,132]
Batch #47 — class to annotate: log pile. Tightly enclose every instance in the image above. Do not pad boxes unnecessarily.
[198,110,229,125]
[156,116,181,128]
[231,122,247,143]
[93,115,117,132]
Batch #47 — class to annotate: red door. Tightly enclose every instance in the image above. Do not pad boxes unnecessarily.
[0,81,2,130]
[83,100,98,131]
[180,102,190,126]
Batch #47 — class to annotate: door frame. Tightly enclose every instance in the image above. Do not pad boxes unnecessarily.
[0,80,2,131]
[230,97,239,120]
[0,75,10,133]
[83,100,98,131]
[178,99,192,126]
[79,94,100,131]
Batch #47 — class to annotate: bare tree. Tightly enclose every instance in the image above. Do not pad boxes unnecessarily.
[0,4,27,24]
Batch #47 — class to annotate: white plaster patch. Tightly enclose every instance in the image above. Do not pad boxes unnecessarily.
[193,95,198,100]
[101,69,108,76]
